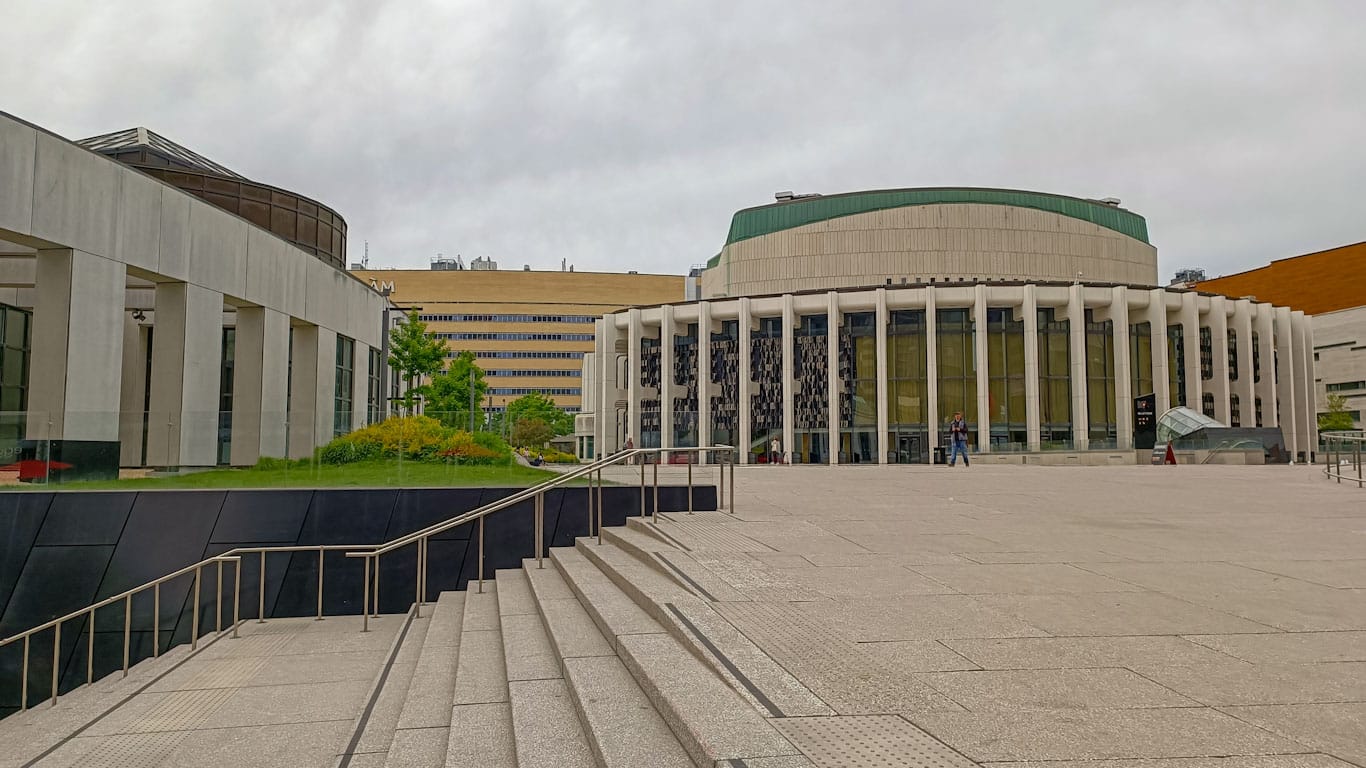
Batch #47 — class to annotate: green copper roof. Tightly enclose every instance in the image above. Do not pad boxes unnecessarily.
[706,187,1149,268]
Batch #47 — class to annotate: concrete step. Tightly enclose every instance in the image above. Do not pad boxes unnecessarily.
[384,593,465,768]
[557,541,804,767]
[501,567,595,768]
[604,527,752,602]
[550,544,664,646]
[445,582,516,768]
[530,550,693,767]
[347,605,431,758]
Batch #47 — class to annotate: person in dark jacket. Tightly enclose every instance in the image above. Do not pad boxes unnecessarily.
[947,411,970,467]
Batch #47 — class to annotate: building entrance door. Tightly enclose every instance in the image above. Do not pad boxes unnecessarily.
[895,431,928,463]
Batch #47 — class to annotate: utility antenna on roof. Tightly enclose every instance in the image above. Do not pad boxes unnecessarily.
[362,241,369,269]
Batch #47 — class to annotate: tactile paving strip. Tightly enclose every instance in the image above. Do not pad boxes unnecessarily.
[175,656,270,690]
[772,715,977,768]
[658,519,777,553]
[119,687,238,733]
[689,554,828,602]
[40,732,191,768]
[714,602,960,715]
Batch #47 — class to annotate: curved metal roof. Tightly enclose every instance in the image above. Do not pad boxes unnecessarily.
[1157,407,1225,442]
[722,187,1150,249]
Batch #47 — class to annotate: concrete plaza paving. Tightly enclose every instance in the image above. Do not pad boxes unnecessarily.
[629,462,1366,767]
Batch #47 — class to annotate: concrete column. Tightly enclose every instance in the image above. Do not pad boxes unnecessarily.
[875,289,889,464]
[1255,307,1277,427]
[698,301,713,458]
[1112,287,1133,449]
[1068,284,1088,450]
[1294,312,1315,460]
[973,285,990,452]
[146,282,224,467]
[660,305,675,455]
[925,287,939,450]
[1274,307,1297,461]
[1023,285,1041,451]
[230,306,290,465]
[738,298,752,463]
[1209,296,1231,424]
[592,319,606,457]
[1233,302,1256,428]
[287,324,318,459]
[27,248,126,448]
[1148,289,1170,413]
[781,294,795,464]
[118,315,148,466]
[1180,293,1203,411]
[827,292,840,465]
[313,327,337,448]
[627,308,642,450]
[351,341,370,434]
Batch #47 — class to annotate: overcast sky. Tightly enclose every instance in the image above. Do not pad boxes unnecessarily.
[3,1,1363,280]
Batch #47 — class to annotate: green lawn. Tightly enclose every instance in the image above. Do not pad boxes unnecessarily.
[38,459,585,490]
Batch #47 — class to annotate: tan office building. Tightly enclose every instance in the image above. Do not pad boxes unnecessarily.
[350,266,684,413]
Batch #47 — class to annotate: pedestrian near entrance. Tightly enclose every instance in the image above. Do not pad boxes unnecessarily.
[770,437,782,465]
[624,435,635,463]
[948,411,970,467]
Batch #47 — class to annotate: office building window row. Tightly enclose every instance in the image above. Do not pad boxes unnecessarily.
[367,347,382,424]
[430,332,594,341]
[469,351,585,359]
[1199,326,1213,380]
[484,369,582,377]
[334,335,354,436]
[1326,380,1365,393]
[488,387,581,396]
[418,313,596,324]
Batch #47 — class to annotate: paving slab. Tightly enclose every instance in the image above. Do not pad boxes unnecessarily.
[1220,703,1366,767]
[910,563,1144,594]
[943,635,1239,670]
[916,667,1199,710]
[1184,631,1366,663]
[1131,659,1366,706]
[982,755,1360,768]
[1236,559,1366,589]
[507,678,596,768]
[975,592,1277,636]
[444,702,516,768]
[772,714,975,768]
[561,655,694,768]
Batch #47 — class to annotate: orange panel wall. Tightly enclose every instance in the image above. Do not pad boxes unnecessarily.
[1194,241,1366,315]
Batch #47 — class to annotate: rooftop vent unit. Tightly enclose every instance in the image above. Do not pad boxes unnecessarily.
[775,191,794,201]
[430,254,464,271]
[469,256,497,270]
[1171,267,1207,286]
[1098,197,1122,206]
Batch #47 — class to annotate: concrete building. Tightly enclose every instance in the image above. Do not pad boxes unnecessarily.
[1195,241,1366,429]
[580,188,1317,465]
[349,265,684,414]
[0,112,387,478]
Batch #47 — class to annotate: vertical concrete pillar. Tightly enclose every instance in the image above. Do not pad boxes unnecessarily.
[1180,293,1203,411]
[594,318,611,456]
[1294,312,1315,460]
[738,298,752,463]
[660,306,675,456]
[118,315,148,466]
[287,324,318,459]
[875,289,889,464]
[924,287,939,451]
[973,285,990,452]
[1233,302,1256,428]
[313,327,337,449]
[1274,307,1297,461]
[146,282,224,467]
[27,248,126,449]
[698,301,713,459]
[1255,307,1277,427]
[781,294,795,464]
[230,306,290,465]
[627,309,642,451]
[1068,284,1089,450]
[351,341,370,434]
[1023,285,1041,451]
[1148,289,1170,414]
[827,292,840,465]
[1112,287,1133,449]
[1209,296,1231,424]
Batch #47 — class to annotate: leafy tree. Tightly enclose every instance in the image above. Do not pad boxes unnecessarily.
[388,311,447,414]
[1318,393,1357,432]
[427,350,488,430]
[504,391,574,436]
[511,417,555,449]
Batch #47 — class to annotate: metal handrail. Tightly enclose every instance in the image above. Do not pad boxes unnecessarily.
[1322,430,1365,488]
[345,445,737,630]
[0,445,737,709]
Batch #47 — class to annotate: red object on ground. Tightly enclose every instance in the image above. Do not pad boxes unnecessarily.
[0,459,74,481]
[1164,444,1177,465]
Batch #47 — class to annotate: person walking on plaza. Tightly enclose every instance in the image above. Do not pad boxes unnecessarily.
[948,411,970,467]
[624,435,634,463]
[770,437,782,465]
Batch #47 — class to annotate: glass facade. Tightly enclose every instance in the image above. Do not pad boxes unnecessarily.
[887,310,929,463]
[936,308,976,430]
[217,328,235,465]
[1167,324,1187,407]
[1037,308,1072,447]
[1085,310,1117,447]
[334,335,354,437]
[750,317,783,461]
[1130,321,1153,398]
[839,312,877,463]
[0,305,31,448]
[986,308,1027,449]
[672,323,700,450]
[367,347,382,425]
[1228,330,1239,381]
[793,314,829,463]
[710,319,739,448]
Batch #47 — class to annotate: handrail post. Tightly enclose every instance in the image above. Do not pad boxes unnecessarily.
[596,466,604,545]
[232,559,241,639]
[1357,439,1362,487]
[415,538,424,618]
[535,493,544,569]
[316,546,325,621]
[687,458,694,514]
[653,458,659,525]
[216,558,224,633]
[361,555,371,633]
[729,449,736,514]
[86,610,94,687]
[371,554,381,619]
[718,451,724,510]
[21,635,29,711]
[123,593,132,674]
[640,460,646,518]
[50,622,59,706]
[153,583,161,656]
[192,566,201,650]
[258,551,266,624]
[478,516,485,593]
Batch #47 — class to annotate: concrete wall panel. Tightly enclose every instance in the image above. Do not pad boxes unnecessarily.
[113,169,163,273]
[157,187,191,282]
[187,204,247,299]
[0,118,36,236]
[29,134,119,256]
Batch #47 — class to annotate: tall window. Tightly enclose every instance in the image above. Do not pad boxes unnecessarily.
[986,308,1026,448]
[1228,330,1239,382]
[1085,310,1116,447]
[1252,331,1261,383]
[1130,322,1153,398]
[839,312,878,463]
[750,317,782,459]
[366,347,382,425]
[673,323,699,449]
[0,305,31,447]
[1202,392,1216,419]
[1167,324,1187,406]
[1230,394,1241,427]
[1199,326,1213,380]
[793,315,829,463]
[710,319,739,448]
[936,308,976,430]
[218,328,235,465]
[334,335,355,436]
[887,310,928,462]
[1255,396,1263,427]
[1037,308,1072,447]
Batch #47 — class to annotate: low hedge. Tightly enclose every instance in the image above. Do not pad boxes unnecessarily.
[319,416,514,466]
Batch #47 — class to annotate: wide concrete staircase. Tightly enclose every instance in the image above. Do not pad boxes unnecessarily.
[0,514,818,767]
